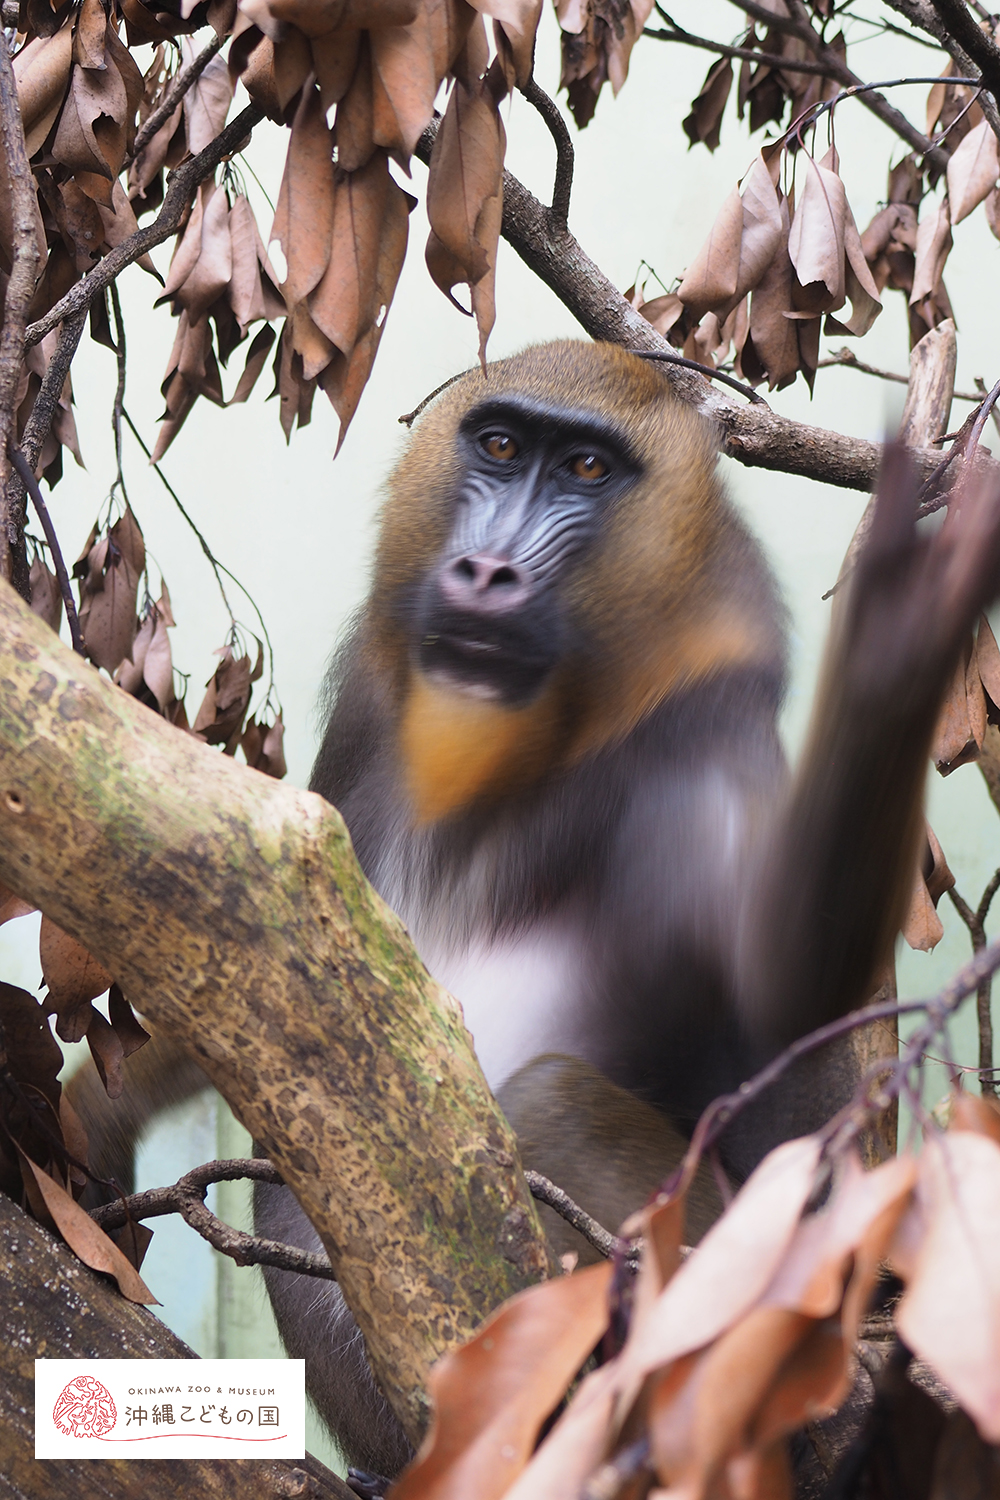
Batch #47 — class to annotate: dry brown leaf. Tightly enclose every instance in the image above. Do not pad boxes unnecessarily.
[977,614,1000,712]
[13,25,75,157]
[371,8,443,158]
[115,590,175,711]
[902,875,945,952]
[501,1362,619,1500]
[788,147,845,309]
[335,32,376,171]
[271,80,335,305]
[192,643,260,748]
[892,1131,1000,1441]
[743,195,798,392]
[229,322,277,402]
[76,506,145,673]
[468,0,539,89]
[40,915,113,1031]
[911,196,953,308]
[0,881,35,926]
[934,639,979,773]
[391,1262,613,1500]
[425,67,505,361]
[107,983,152,1059]
[228,193,280,329]
[310,147,401,353]
[618,1136,823,1390]
[947,117,999,224]
[241,713,287,777]
[682,56,732,153]
[18,1147,158,1303]
[183,48,234,154]
[950,1091,1000,1148]
[73,0,108,71]
[29,552,63,634]
[178,183,234,323]
[679,152,784,325]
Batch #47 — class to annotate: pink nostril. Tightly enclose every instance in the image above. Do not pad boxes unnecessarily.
[451,555,522,592]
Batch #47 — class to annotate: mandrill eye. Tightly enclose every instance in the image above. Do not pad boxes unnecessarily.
[571,453,607,481]
[482,432,519,461]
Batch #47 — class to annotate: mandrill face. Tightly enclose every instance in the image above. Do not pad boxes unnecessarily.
[411,394,639,708]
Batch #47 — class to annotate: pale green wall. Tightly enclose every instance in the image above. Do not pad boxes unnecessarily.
[3,2,1000,1473]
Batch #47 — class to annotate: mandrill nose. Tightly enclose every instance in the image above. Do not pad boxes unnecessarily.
[439,553,532,612]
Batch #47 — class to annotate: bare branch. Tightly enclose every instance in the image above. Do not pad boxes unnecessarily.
[644,20,845,77]
[947,870,1000,1098]
[2,307,87,542]
[523,1170,624,1262]
[818,346,983,402]
[7,445,84,655]
[90,1157,341,1278]
[0,31,41,590]
[24,103,265,350]
[519,79,574,227]
[129,32,226,166]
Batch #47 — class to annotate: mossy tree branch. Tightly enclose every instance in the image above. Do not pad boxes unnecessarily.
[0,576,553,1446]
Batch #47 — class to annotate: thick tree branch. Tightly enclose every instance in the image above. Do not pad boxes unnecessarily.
[929,0,1000,100]
[129,32,226,165]
[24,103,265,350]
[0,31,41,587]
[0,581,554,1446]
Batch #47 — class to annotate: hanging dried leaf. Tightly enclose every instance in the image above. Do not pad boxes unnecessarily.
[391,1264,612,1500]
[271,80,335,305]
[40,915,113,1045]
[73,0,108,70]
[241,713,287,777]
[947,118,1000,225]
[183,48,234,154]
[678,151,784,324]
[107,984,152,1059]
[911,196,953,308]
[76,506,145,673]
[115,588,176,712]
[743,197,799,392]
[18,1147,158,1303]
[12,24,75,158]
[29,553,63,634]
[977,613,1000,715]
[192,642,260,749]
[426,66,505,361]
[682,56,732,153]
[934,637,980,773]
[229,323,277,403]
[893,1131,1000,1441]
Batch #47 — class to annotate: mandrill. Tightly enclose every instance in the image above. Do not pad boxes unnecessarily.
[252,339,1000,1476]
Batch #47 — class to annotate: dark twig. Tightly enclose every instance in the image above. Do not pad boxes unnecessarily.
[3,307,88,544]
[818,346,983,402]
[7,445,84,655]
[25,103,265,350]
[398,371,470,426]
[0,31,42,590]
[90,1157,339,1279]
[883,0,1000,144]
[947,867,1000,1098]
[644,19,844,77]
[631,349,768,404]
[129,33,225,166]
[965,376,1000,463]
[524,1170,623,1261]
[519,78,574,226]
[109,284,128,502]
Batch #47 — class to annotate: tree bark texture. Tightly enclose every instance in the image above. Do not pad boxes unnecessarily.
[0,579,554,1445]
[0,1193,353,1500]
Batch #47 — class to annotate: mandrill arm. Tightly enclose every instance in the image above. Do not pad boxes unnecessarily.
[744,447,1000,1048]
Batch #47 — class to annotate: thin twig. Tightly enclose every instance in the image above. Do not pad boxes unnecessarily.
[129,33,225,166]
[965,376,1000,463]
[6,444,84,654]
[0,31,42,590]
[519,78,574,226]
[948,867,1000,1098]
[3,307,88,541]
[631,349,768,404]
[644,19,843,77]
[398,371,470,426]
[524,1170,622,1261]
[818,346,983,402]
[109,284,128,502]
[25,103,265,350]
[90,1157,339,1279]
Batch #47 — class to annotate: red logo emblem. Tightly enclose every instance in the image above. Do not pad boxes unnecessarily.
[52,1375,117,1438]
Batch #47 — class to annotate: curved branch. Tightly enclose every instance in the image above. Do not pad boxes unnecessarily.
[7,444,84,654]
[24,103,265,350]
[929,0,1000,103]
[519,79,574,226]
